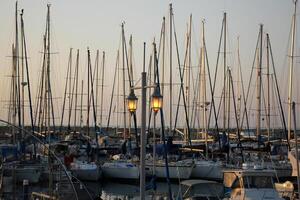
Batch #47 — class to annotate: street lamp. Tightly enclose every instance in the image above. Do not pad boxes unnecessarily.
[151,85,163,178]
[151,86,163,113]
[127,89,138,114]
[127,89,138,141]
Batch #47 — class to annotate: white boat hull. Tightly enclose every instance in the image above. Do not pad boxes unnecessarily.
[102,162,139,179]
[147,161,193,179]
[70,161,101,181]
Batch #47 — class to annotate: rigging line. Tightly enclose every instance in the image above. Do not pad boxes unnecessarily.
[172,12,192,146]
[202,22,220,147]
[240,30,260,129]
[207,14,224,128]
[269,36,289,147]
[59,48,72,132]
[21,11,35,137]
[237,38,250,132]
[106,50,119,130]
[173,25,189,134]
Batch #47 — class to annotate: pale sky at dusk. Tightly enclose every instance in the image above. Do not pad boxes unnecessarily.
[0,0,298,128]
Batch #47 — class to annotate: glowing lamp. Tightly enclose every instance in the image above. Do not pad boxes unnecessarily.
[127,90,138,114]
[151,86,163,113]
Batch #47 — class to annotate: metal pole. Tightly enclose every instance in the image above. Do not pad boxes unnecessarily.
[140,43,146,200]
[153,112,156,176]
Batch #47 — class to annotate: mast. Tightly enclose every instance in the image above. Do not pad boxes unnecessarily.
[237,37,241,125]
[95,50,99,123]
[20,9,35,138]
[256,24,263,142]
[46,4,53,195]
[73,50,79,132]
[201,20,208,158]
[162,17,166,96]
[223,12,227,132]
[87,48,91,136]
[266,33,271,141]
[288,0,297,141]
[169,3,173,136]
[80,80,84,133]
[15,1,21,139]
[20,9,25,139]
[185,14,192,143]
[11,44,17,144]
[121,23,127,139]
[100,51,105,128]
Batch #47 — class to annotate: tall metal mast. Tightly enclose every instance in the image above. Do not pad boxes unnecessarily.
[223,12,227,132]
[201,20,208,158]
[266,33,271,141]
[169,4,173,136]
[74,50,80,132]
[100,51,105,128]
[121,23,127,139]
[256,24,263,142]
[288,0,297,141]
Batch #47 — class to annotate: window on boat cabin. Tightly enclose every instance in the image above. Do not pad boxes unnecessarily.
[243,176,273,189]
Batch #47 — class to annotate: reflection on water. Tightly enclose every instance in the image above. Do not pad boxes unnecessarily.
[88,180,181,200]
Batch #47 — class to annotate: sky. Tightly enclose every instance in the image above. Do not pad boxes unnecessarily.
[0,0,297,129]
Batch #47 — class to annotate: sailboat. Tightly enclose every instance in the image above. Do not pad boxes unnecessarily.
[101,23,140,180]
[2,2,43,185]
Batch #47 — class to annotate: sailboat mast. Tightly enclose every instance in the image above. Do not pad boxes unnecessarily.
[46,4,53,195]
[20,9,35,135]
[46,4,51,139]
[266,33,271,141]
[95,50,99,122]
[162,17,166,96]
[20,9,25,138]
[237,37,241,125]
[187,14,192,126]
[121,23,127,139]
[15,1,21,138]
[223,12,227,132]
[169,3,173,136]
[80,80,84,133]
[74,50,79,132]
[201,20,208,158]
[256,24,263,142]
[288,0,297,141]
[100,51,105,127]
[87,48,90,136]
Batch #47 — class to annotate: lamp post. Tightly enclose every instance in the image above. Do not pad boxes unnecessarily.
[151,86,163,177]
[127,89,138,114]
[127,89,138,152]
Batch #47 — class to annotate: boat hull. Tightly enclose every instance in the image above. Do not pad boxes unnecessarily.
[71,168,101,181]
[191,160,223,181]
[102,162,139,179]
[146,162,193,179]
